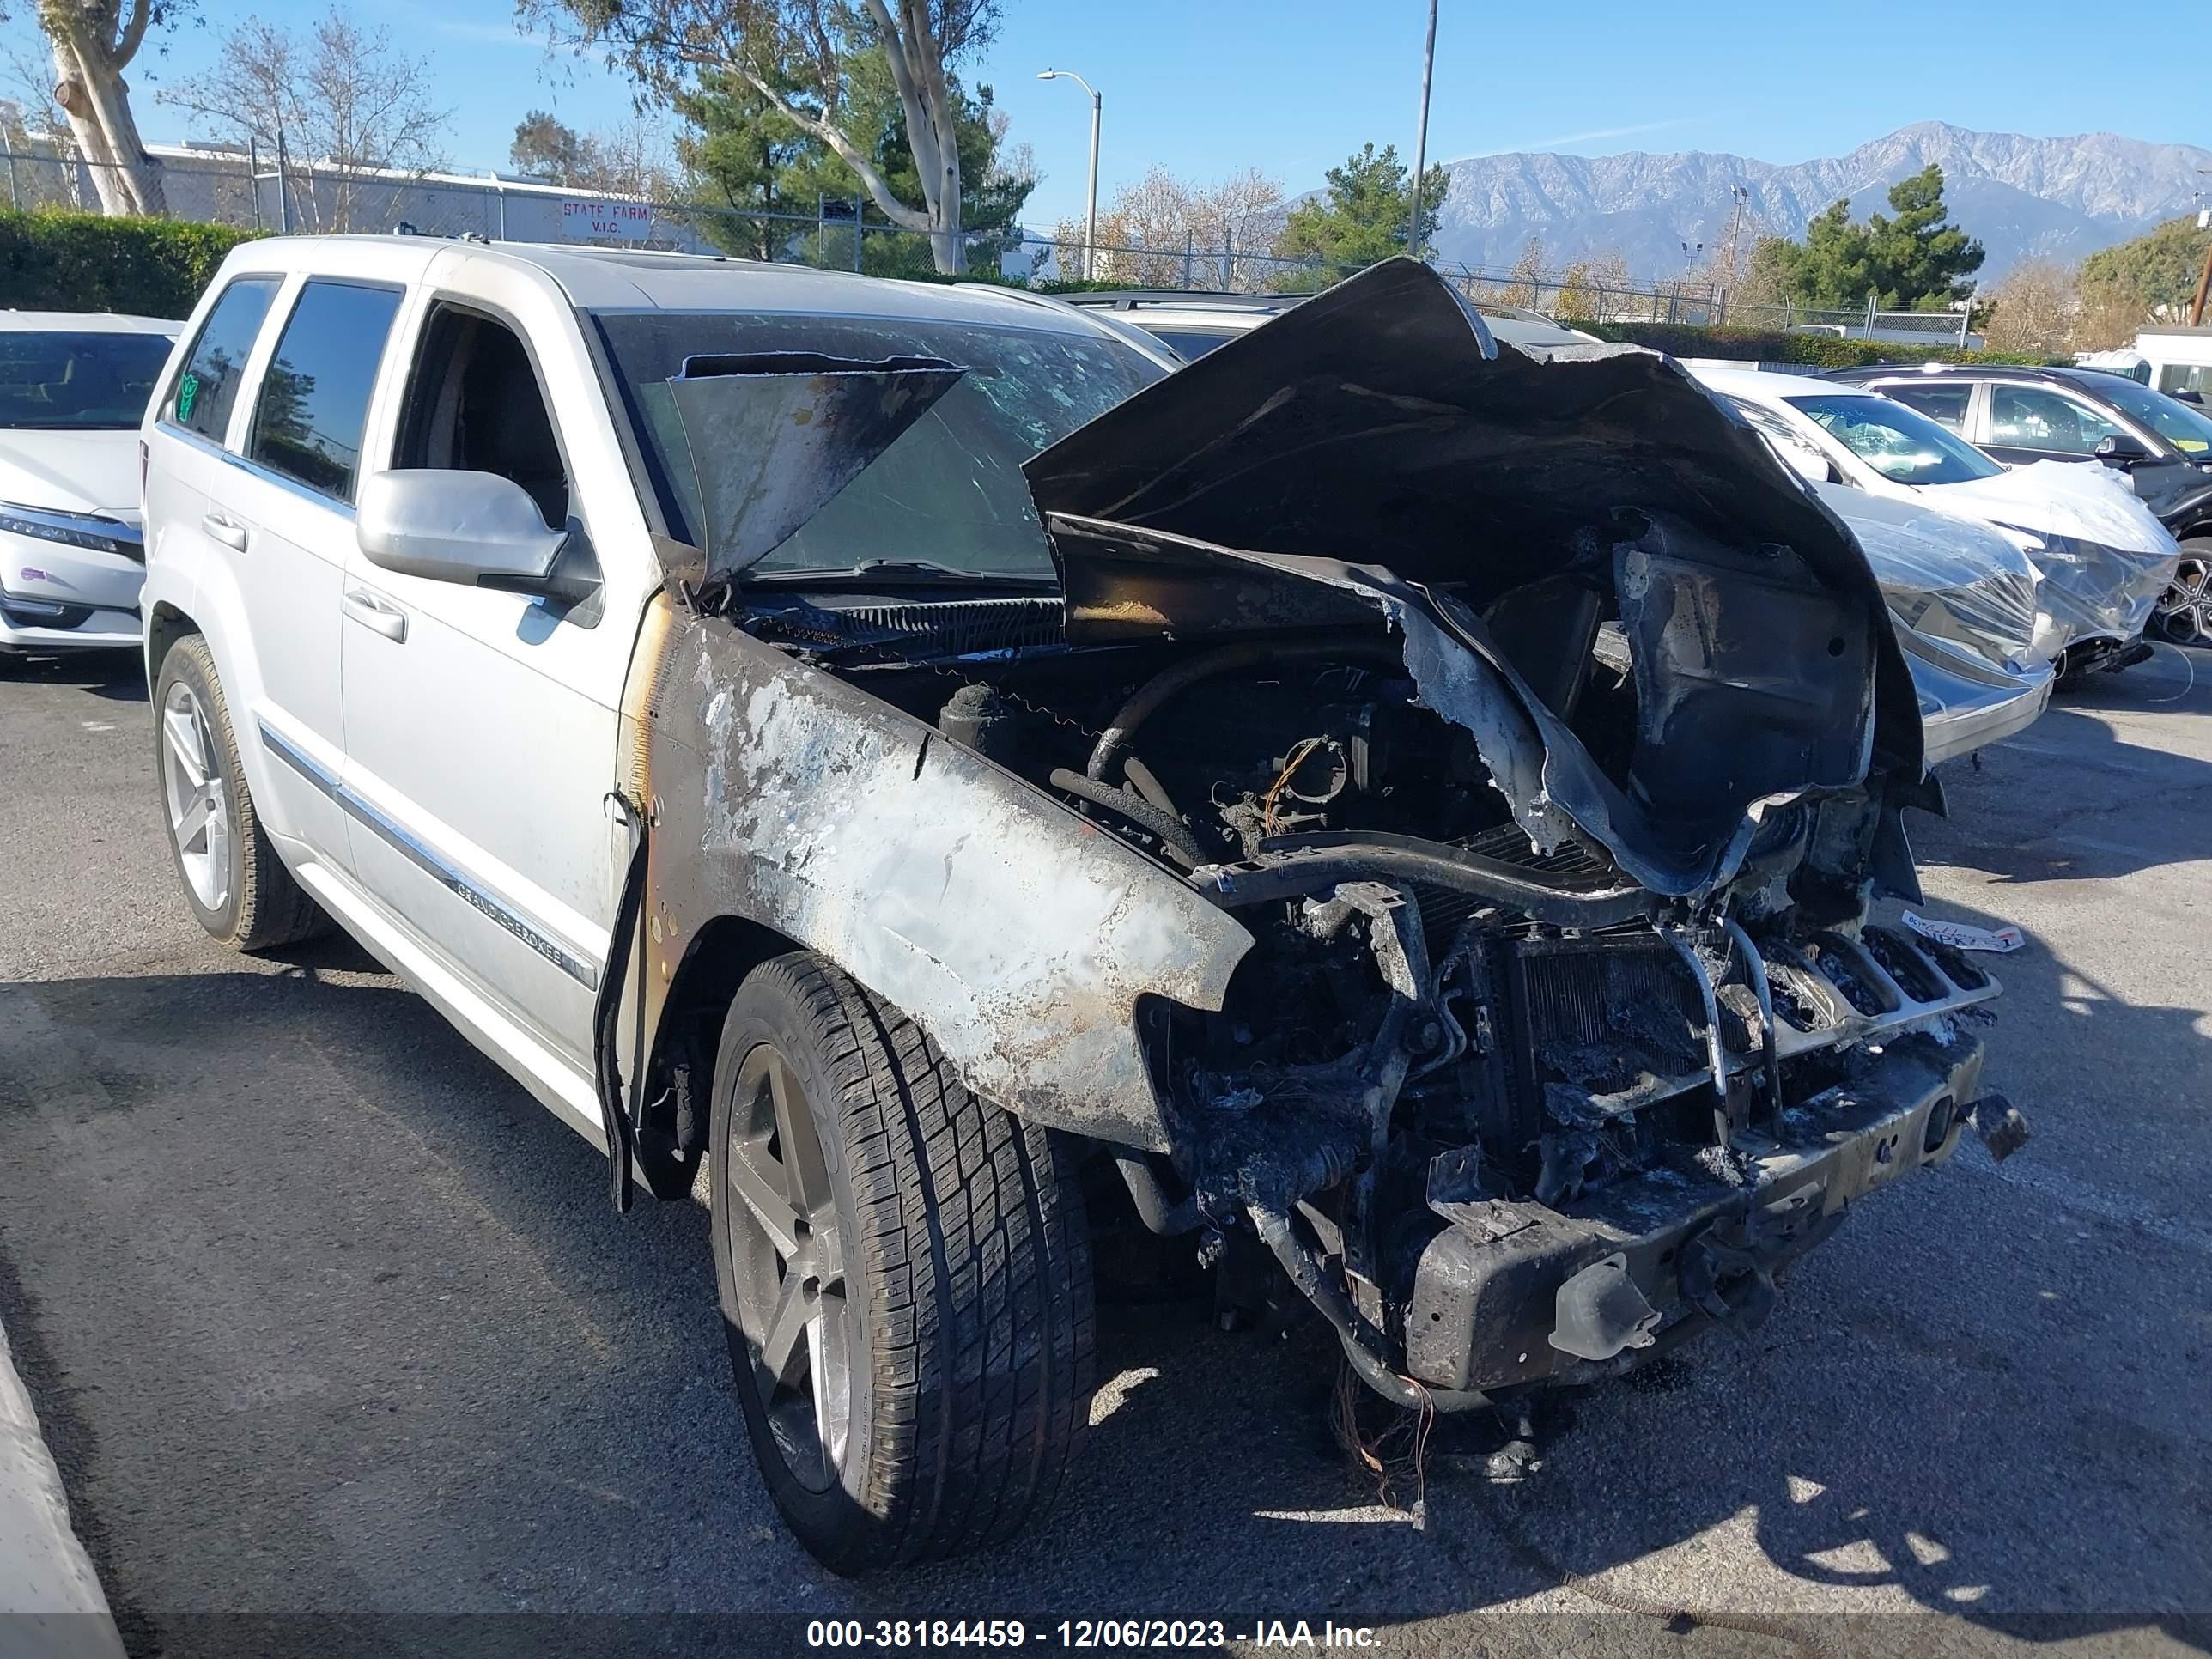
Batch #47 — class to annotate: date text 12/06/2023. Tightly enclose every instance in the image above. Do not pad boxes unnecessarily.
[804,1620,1383,1649]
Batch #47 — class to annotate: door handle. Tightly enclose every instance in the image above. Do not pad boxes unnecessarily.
[342,586,408,643]
[203,511,248,551]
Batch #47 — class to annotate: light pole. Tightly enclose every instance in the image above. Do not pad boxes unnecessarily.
[1718,183,1750,320]
[1723,185,1750,279]
[1038,69,1101,283]
[2190,168,2212,328]
[1407,0,1439,258]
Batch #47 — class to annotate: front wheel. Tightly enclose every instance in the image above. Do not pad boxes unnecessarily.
[708,953,1096,1574]
[2153,541,2212,647]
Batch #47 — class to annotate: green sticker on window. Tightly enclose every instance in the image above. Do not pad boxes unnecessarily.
[176,372,198,420]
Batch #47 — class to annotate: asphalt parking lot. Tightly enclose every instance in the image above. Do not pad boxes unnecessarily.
[1,645,2208,1659]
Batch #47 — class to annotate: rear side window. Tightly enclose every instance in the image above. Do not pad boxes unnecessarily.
[1883,382,1972,434]
[167,276,279,443]
[246,280,404,503]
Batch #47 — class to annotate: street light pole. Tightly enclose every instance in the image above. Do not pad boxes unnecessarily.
[1407,0,1439,258]
[2190,169,2212,328]
[1039,69,1102,282]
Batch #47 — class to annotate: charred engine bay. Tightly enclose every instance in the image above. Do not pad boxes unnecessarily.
[725,574,1999,1395]
[677,259,2006,1401]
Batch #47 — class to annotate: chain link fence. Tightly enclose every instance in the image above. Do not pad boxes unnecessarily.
[9,144,1734,324]
[1725,297,1976,347]
[1012,231,1723,319]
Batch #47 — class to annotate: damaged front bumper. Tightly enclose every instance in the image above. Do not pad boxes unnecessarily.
[1404,1026,1988,1394]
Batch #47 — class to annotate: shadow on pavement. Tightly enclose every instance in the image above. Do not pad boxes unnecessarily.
[1913,680,2212,888]
[1,647,145,701]
[0,910,2204,1655]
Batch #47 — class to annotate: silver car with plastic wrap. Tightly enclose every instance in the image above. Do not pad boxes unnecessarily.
[1693,363,2178,684]
[141,245,2025,1573]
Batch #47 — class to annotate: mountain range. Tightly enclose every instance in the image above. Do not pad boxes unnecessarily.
[1424,122,2212,285]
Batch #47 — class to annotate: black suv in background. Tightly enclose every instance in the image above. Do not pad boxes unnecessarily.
[1828,364,2212,645]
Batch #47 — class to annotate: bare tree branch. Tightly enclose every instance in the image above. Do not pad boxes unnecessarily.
[113,0,152,68]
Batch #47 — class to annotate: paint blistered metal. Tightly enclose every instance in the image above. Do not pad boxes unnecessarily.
[646,607,1253,1152]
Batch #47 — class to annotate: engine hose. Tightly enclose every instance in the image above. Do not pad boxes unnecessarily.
[1048,768,1210,868]
[1085,639,1403,782]
[1245,1197,1491,1414]
[1113,1151,1201,1235]
[1120,755,1181,818]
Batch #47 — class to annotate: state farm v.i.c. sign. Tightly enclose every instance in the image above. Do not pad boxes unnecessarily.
[560,199,655,242]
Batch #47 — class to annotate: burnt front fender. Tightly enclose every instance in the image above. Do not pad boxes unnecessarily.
[637,600,1253,1152]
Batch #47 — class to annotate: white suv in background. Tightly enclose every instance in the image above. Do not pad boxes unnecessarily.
[0,311,177,665]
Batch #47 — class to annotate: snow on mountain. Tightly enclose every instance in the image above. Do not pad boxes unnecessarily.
[1424,122,2212,283]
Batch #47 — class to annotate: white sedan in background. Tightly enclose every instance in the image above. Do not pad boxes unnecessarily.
[0,311,179,668]
[1693,362,2179,684]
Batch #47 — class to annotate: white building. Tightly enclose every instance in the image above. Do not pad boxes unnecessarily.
[2134,326,2212,399]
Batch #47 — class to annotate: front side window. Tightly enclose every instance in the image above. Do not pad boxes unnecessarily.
[2073,373,2212,456]
[1986,385,2120,457]
[246,280,404,503]
[0,331,175,431]
[395,305,569,528]
[1881,381,1972,434]
[594,309,1163,577]
[1783,392,2003,486]
[167,276,280,444]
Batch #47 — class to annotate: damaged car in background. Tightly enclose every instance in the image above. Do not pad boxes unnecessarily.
[1716,392,2056,762]
[144,241,2026,1578]
[1693,363,2178,686]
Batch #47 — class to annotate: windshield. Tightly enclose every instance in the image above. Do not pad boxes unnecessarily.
[594,309,1163,579]
[2075,373,2212,456]
[0,330,174,430]
[1784,392,2003,486]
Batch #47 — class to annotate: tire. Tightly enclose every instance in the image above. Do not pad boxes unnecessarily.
[152,635,328,951]
[2153,540,2212,648]
[708,952,1096,1574]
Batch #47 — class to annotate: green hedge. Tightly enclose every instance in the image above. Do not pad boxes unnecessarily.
[0,211,266,320]
[1577,320,2061,369]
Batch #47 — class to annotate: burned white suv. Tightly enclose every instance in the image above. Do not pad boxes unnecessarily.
[141,243,2020,1573]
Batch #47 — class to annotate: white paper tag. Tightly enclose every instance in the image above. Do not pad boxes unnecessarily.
[1901,910,2023,954]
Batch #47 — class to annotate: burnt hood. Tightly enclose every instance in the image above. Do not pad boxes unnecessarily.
[1024,258,1898,620]
[1024,258,1925,899]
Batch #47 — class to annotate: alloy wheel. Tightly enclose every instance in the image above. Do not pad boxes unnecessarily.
[161,679,231,914]
[723,1042,852,1493]
[2154,556,2212,647]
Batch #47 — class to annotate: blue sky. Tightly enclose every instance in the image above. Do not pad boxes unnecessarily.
[29,0,2210,226]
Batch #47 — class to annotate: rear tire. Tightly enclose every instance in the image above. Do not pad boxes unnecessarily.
[153,635,329,951]
[708,951,1096,1574]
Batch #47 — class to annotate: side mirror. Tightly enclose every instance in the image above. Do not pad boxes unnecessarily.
[2094,434,2152,469]
[357,469,578,592]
